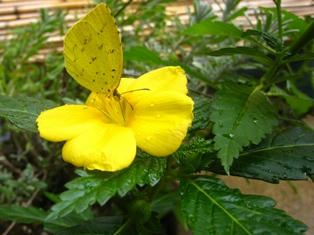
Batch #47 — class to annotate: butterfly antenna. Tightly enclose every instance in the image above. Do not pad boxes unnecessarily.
[119,88,150,96]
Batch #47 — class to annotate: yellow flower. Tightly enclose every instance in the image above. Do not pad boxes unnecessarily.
[37,66,194,171]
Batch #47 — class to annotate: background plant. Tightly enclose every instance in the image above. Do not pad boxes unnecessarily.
[0,0,313,234]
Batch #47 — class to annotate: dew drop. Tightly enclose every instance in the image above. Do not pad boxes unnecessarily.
[253,118,258,124]
[156,114,161,118]
[150,103,155,107]
[229,133,234,138]
[146,136,152,141]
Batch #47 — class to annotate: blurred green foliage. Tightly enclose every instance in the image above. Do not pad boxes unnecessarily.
[0,0,314,234]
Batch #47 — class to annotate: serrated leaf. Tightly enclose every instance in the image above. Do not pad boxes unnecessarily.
[180,176,307,235]
[208,127,314,183]
[47,153,166,220]
[173,137,214,173]
[183,19,242,37]
[189,95,212,135]
[210,83,278,173]
[0,205,48,223]
[0,95,56,132]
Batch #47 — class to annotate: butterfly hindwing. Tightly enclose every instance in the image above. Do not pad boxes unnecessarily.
[64,3,123,95]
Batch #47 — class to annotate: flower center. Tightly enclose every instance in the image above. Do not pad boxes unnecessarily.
[86,93,133,126]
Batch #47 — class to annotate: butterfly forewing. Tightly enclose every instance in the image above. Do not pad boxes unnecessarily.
[64,3,123,95]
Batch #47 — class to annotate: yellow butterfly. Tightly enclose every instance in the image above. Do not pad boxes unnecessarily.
[64,3,123,95]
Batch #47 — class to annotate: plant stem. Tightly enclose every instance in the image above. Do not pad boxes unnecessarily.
[113,218,130,235]
[289,22,314,54]
[260,56,282,87]
[274,0,282,43]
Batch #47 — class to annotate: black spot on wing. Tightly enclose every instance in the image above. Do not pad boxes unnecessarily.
[98,44,103,50]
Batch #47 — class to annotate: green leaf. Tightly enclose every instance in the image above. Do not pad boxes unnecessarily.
[124,46,163,65]
[189,95,212,135]
[44,210,94,233]
[268,86,313,116]
[283,52,314,63]
[124,46,216,87]
[183,19,242,37]
[208,127,314,183]
[210,83,278,173]
[243,29,282,50]
[262,8,309,35]
[55,216,124,235]
[0,205,48,223]
[227,7,248,21]
[180,176,307,235]
[47,152,166,220]
[0,95,56,132]
[208,47,272,65]
[173,137,214,173]
[152,191,180,216]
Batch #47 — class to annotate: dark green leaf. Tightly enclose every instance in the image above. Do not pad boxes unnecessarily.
[47,153,166,219]
[183,19,242,37]
[0,205,47,223]
[210,83,278,173]
[173,137,214,173]
[55,216,124,235]
[0,95,56,132]
[268,86,313,116]
[209,47,272,64]
[152,191,180,215]
[243,29,282,50]
[44,210,94,233]
[208,127,314,183]
[283,52,314,63]
[180,176,307,234]
[189,95,212,134]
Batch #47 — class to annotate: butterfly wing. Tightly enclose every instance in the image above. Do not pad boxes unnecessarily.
[64,3,123,95]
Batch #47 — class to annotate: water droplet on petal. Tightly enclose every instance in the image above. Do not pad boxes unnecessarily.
[156,114,161,118]
[146,136,152,141]
[150,103,155,107]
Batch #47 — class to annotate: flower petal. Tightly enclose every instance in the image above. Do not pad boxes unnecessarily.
[37,105,107,142]
[118,66,188,105]
[129,91,194,156]
[62,124,136,171]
